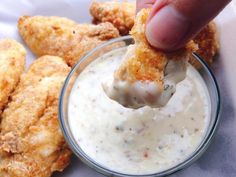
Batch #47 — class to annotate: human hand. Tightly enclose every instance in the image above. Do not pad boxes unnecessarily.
[137,0,230,51]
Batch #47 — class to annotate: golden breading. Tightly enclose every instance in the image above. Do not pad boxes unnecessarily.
[190,21,219,69]
[0,56,71,177]
[0,39,25,114]
[90,1,135,35]
[115,9,197,88]
[90,1,219,68]
[18,16,119,66]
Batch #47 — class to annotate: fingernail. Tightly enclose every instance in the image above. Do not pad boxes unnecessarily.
[146,5,189,50]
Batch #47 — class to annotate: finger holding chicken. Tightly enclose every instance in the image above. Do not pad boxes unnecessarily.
[90,1,219,69]
[103,9,197,109]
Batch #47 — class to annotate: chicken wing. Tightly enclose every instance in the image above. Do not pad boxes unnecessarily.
[0,56,71,177]
[18,16,119,67]
[0,39,25,114]
[103,8,197,108]
[90,1,219,69]
[90,1,135,35]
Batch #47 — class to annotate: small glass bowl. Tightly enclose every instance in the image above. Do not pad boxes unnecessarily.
[59,36,221,177]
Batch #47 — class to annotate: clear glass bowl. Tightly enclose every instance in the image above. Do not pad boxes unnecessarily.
[59,36,221,177]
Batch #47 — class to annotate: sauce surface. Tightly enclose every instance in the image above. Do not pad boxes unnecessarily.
[68,47,210,174]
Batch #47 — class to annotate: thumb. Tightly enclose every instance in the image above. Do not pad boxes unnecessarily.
[145,0,230,51]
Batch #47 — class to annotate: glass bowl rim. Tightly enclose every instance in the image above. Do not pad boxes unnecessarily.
[58,36,221,177]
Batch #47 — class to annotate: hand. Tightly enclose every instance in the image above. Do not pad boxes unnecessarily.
[137,0,230,51]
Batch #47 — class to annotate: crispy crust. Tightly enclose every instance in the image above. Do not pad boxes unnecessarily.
[115,9,197,88]
[0,39,25,114]
[90,1,219,69]
[90,1,135,35]
[0,56,71,177]
[190,21,219,69]
[18,16,119,66]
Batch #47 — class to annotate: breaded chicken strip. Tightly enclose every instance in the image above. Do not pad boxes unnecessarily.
[90,1,135,35]
[190,21,219,69]
[0,56,71,177]
[104,9,197,108]
[90,1,219,68]
[0,39,25,114]
[18,16,119,67]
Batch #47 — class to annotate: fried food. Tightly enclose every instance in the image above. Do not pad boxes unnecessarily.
[116,8,196,88]
[90,1,135,35]
[0,56,71,177]
[190,21,219,69]
[104,9,197,108]
[0,39,25,114]
[18,16,120,67]
[90,1,219,68]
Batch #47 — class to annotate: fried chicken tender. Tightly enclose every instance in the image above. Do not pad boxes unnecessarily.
[104,9,197,108]
[0,56,71,177]
[90,1,135,35]
[115,9,196,84]
[0,39,25,114]
[190,21,219,69]
[90,1,219,69]
[116,8,196,87]
[18,16,119,67]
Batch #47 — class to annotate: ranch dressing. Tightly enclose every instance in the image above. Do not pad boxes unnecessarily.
[103,45,187,109]
[68,47,210,174]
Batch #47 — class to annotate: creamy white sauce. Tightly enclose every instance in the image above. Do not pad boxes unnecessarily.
[103,45,187,109]
[68,47,210,175]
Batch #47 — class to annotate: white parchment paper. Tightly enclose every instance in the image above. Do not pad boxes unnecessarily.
[0,1,236,177]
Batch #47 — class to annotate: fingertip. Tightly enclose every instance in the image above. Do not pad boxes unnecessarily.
[146,5,190,51]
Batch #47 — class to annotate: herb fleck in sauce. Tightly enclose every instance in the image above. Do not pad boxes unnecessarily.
[69,47,210,174]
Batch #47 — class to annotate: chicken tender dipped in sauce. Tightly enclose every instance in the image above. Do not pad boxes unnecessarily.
[103,9,197,109]
[90,1,219,69]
